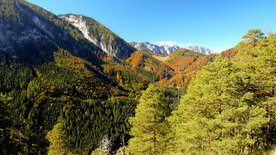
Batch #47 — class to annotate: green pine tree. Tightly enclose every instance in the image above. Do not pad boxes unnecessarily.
[242,28,264,46]
[128,84,169,155]
[46,119,72,155]
[168,33,276,154]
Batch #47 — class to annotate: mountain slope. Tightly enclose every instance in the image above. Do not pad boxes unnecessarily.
[167,53,217,88]
[126,50,175,80]
[0,0,104,64]
[60,14,136,60]
[152,48,205,71]
[127,49,217,89]
[127,49,216,89]
[0,0,150,154]
[220,48,237,59]
[150,48,216,87]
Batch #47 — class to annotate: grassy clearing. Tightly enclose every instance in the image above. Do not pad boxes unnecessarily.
[152,55,170,62]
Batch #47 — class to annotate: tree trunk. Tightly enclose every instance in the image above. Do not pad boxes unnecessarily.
[153,103,156,155]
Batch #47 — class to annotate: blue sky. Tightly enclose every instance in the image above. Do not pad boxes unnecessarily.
[26,0,276,53]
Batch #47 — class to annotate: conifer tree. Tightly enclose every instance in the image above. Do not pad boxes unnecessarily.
[46,120,71,155]
[168,33,276,154]
[128,84,169,155]
[242,29,264,46]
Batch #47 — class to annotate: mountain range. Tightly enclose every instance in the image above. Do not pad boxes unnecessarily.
[130,42,179,55]
[184,45,213,54]
[130,42,214,55]
[0,0,213,60]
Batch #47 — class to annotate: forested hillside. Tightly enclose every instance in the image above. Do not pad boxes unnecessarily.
[0,0,275,154]
[127,49,217,91]
[128,30,276,154]
[0,0,157,154]
[126,50,174,80]
[0,45,151,154]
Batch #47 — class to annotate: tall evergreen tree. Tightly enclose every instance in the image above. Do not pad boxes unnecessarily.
[128,84,169,155]
[46,120,71,155]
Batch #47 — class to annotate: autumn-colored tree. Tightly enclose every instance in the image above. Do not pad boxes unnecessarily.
[116,71,123,85]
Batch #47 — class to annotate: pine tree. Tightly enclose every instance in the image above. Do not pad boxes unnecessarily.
[46,120,71,155]
[168,33,276,154]
[128,84,169,155]
[242,29,264,46]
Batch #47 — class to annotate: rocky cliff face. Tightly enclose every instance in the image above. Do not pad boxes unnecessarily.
[0,0,102,60]
[59,14,136,60]
[0,0,58,50]
[130,42,179,55]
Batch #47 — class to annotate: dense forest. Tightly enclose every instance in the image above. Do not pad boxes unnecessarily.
[0,0,275,154]
[125,30,276,155]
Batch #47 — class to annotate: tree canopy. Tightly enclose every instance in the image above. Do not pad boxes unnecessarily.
[128,84,169,154]
[168,33,276,154]
[242,29,264,46]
